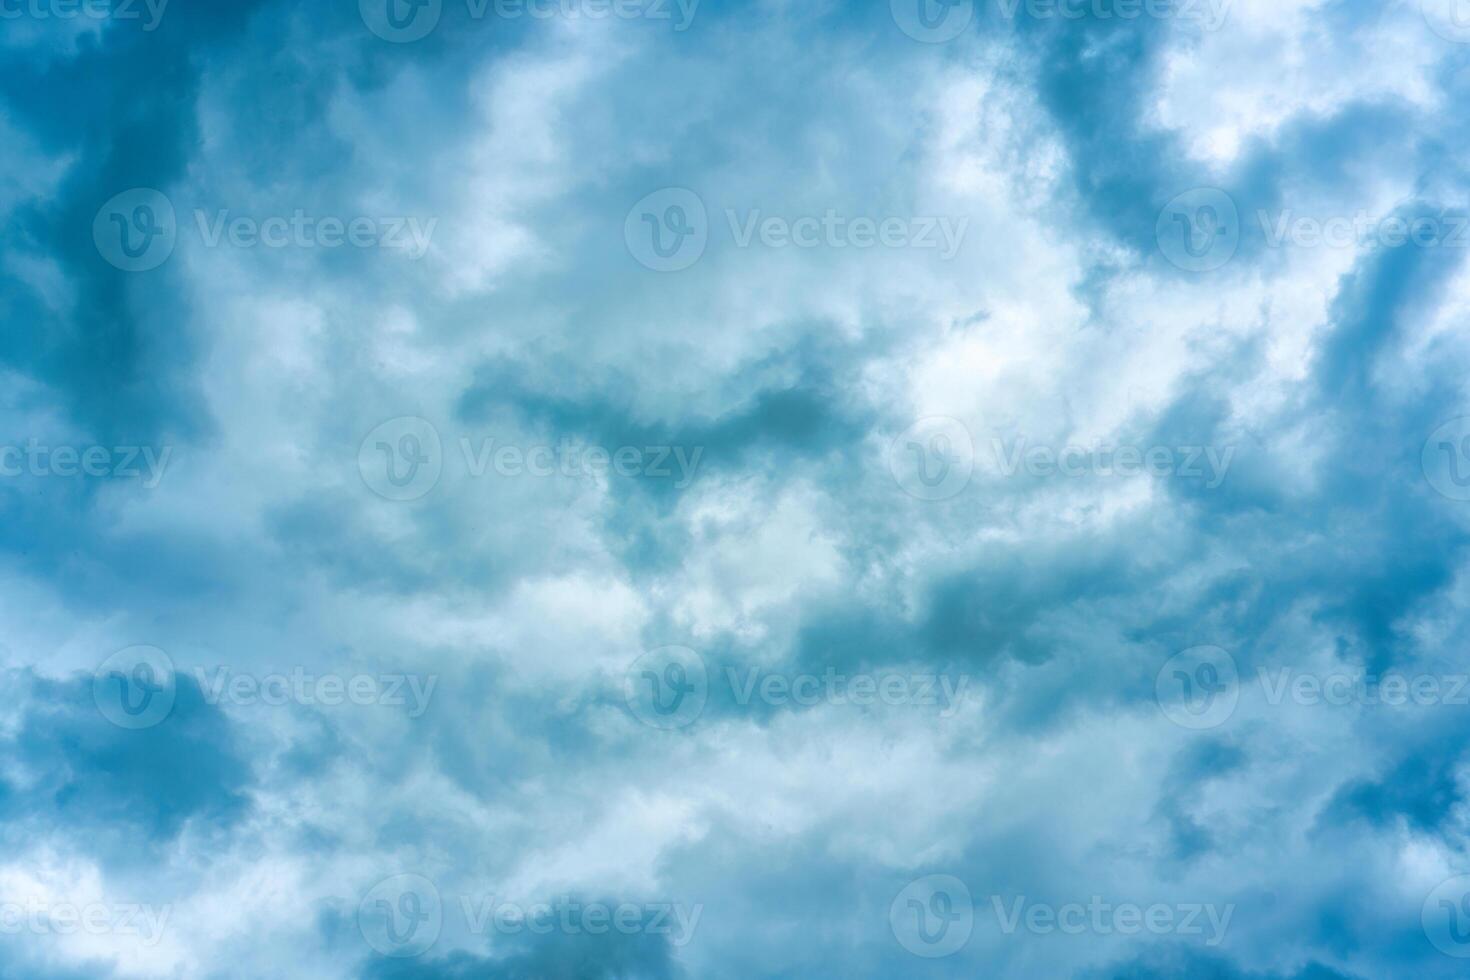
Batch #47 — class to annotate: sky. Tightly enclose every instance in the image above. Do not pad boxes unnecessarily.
[3,0,1470,977]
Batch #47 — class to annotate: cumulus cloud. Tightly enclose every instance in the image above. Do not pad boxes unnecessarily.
[2,0,1470,977]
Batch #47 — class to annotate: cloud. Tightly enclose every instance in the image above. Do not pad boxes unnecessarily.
[3,1,1470,977]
